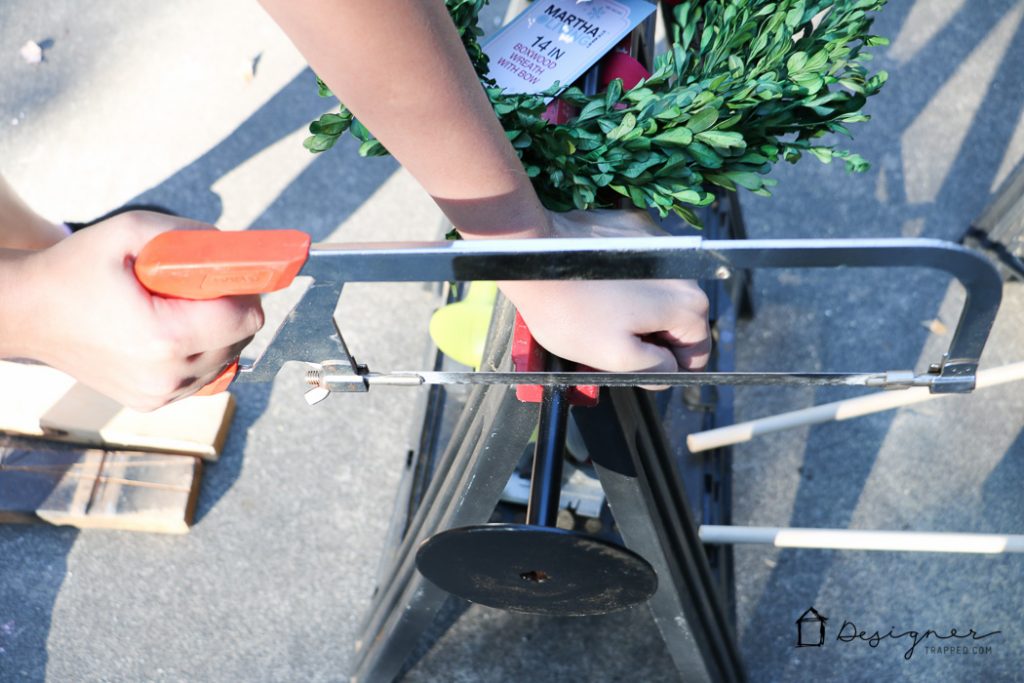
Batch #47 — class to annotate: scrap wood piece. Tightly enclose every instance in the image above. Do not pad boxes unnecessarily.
[0,360,234,460]
[0,437,201,534]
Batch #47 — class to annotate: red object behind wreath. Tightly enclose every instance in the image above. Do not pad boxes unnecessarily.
[511,312,600,406]
[541,31,652,124]
[541,97,578,125]
[598,50,649,91]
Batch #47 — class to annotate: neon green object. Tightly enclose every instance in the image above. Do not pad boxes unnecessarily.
[429,281,498,370]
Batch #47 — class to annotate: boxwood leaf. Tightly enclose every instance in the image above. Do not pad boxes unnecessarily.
[606,112,637,140]
[687,107,719,134]
[653,127,694,146]
[695,130,746,150]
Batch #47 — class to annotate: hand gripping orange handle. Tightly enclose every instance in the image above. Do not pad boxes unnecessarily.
[134,229,313,394]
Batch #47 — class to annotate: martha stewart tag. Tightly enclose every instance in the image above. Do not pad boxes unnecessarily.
[483,0,656,96]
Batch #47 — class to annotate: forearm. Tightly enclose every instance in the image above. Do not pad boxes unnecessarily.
[0,249,35,358]
[0,175,66,249]
[258,0,551,239]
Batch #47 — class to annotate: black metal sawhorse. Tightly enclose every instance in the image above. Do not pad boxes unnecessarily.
[350,193,751,682]
[351,305,744,683]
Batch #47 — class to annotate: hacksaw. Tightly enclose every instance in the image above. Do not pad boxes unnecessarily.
[133,230,1002,402]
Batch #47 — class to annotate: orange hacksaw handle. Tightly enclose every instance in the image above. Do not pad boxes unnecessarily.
[135,229,311,300]
[195,360,239,396]
[134,229,312,394]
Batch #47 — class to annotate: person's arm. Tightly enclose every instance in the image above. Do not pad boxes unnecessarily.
[259,0,549,241]
[0,175,68,249]
[261,0,711,374]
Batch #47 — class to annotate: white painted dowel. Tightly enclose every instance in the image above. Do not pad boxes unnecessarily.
[699,525,1024,554]
[687,361,1024,453]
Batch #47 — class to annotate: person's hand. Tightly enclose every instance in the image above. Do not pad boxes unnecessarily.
[498,209,711,380]
[10,211,263,410]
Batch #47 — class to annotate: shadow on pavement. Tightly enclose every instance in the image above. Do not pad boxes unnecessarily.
[130,67,400,527]
[738,2,1024,677]
[0,66,396,681]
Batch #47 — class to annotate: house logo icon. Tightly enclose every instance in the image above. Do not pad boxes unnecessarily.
[796,607,828,647]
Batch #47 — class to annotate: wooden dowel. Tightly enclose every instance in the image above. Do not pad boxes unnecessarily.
[687,361,1024,453]
[699,525,1024,554]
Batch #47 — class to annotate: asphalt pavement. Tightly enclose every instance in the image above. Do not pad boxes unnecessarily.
[1,1,1023,681]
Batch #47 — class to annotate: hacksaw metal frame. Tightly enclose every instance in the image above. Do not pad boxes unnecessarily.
[237,233,1001,397]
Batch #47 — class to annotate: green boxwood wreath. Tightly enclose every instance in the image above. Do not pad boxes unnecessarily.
[305,0,889,226]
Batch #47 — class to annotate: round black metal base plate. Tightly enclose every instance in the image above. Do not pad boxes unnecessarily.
[415,523,658,616]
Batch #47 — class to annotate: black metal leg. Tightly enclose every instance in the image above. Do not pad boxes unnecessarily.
[373,373,446,590]
[717,190,756,320]
[356,381,487,642]
[351,381,537,682]
[577,390,746,683]
[357,301,518,642]
[351,304,539,683]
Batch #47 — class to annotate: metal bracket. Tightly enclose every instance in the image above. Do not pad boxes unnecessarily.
[234,279,364,389]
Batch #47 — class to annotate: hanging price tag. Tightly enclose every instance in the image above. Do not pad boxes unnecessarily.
[483,0,656,96]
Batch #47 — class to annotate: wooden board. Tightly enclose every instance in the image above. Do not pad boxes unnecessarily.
[0,360,234,460]
[0,437,201,534]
